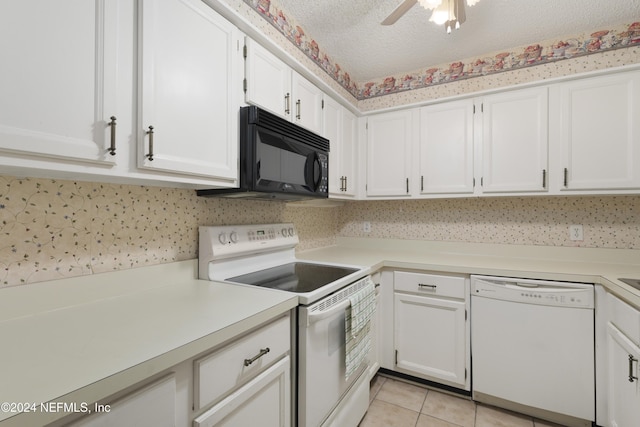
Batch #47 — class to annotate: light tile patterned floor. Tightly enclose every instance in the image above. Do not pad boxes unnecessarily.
[359,376,567,427]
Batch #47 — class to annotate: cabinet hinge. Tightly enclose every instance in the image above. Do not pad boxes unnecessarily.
[243,78,247,93]
[243,44,247,59]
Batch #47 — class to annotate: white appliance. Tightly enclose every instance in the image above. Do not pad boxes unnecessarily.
[471,275,595,427]
[199,223,373,427]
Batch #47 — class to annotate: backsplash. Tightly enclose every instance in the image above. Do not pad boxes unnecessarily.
[0,176,338,287]
[337,196,640,249]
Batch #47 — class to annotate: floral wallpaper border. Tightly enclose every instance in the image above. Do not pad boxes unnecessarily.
[243,0,640,100]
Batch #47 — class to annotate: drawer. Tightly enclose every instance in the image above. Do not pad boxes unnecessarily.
[606,291,640,345]
[194,314,290,410]
[394,271,466,300]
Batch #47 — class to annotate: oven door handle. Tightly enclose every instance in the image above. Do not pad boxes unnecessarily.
[307,299,351,326]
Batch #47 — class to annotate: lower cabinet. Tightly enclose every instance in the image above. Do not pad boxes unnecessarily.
[392,271,470,390]
[69,375,176,427]
[603,292,640,427]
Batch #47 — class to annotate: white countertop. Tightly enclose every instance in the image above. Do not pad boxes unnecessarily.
[0,260,297,426]
[297,237,640,309]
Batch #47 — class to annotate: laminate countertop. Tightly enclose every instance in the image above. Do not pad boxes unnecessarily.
[297,237,640,309]
[0,260,297,426]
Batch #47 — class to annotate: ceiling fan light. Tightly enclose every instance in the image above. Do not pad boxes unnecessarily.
[429,2,453,26]
[418,0,443,10]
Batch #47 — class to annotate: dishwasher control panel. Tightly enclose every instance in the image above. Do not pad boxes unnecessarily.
[471,275,594,308]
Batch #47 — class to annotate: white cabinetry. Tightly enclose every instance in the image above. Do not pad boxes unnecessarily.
[603,292,640,427]
[366,109,418,197]
[393,271,470,390]
[138,0,241,182]
[0,0,120,165]
[557,70,640,191]
[479,87,549,193]
[419,100,474,195]
[70,375,176,427]
[193,314,291,427]
[244,39,323,134]
[324,97,357,198]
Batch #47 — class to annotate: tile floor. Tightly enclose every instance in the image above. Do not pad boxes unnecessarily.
[359,375,566,427]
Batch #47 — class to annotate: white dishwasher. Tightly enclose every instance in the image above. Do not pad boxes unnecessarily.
[471,275,595,427]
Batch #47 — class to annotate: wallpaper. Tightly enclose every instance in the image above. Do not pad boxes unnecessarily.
[0,176,339,287]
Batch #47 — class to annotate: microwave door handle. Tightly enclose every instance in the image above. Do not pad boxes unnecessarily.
[305,152,321,191]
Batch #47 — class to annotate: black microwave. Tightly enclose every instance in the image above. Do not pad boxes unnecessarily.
[197,106,329,201]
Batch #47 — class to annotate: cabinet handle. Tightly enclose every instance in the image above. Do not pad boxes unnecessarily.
[145,125,154,161]
[629,354,638,382]
[108,116,117,156]
[542,169,546,189]
[344,176,348,192]
[563,168,568,187]
[296,99,301,120]
[244,347,270,367]
[284,93,291,115]
[418,283,437,290]
[339,176,344,191]
[406,178,409,194]
[421,175,424,191]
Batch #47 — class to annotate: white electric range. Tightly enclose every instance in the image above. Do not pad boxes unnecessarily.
[199,223,373,427]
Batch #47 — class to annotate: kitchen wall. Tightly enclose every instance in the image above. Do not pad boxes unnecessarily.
[0,176,339,287]
[337,196,640,249]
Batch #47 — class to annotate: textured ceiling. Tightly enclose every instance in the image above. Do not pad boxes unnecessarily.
[276,0,640,82]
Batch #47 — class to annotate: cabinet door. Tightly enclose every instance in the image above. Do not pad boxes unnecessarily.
[606,323,640,427]
[341,108,358,197]
[419,100,474,194]
[394,293,467,388]
[366,110,417,197]
[193,356,290,427]
[559,71,640,190]
[244,38,292,119]
[138,0,241,181]
[0,0,119,165]
[70,375,176,427]
[481,87,548,193]
[291,72,323,134]
[323,97,344,196]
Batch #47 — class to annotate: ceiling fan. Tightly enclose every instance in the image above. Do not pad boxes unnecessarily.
[381,0,481,33]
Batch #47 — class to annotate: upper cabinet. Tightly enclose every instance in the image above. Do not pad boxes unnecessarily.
[366,109,418,197]
[324,97,357,198]
[480,87,549,194]
[0,0,121,165]
[138,0,242,182]
[244,38,323,134]
[419,100,475,195]
[557,70,640,192]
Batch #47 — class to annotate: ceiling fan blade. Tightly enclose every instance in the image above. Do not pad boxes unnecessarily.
[381,0,418,25]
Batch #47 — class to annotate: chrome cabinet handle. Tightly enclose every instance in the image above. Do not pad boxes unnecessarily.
[145,126,154,161]
[284,93,290,114]
[418,283,437,290]
[244,348,270,367]
[340,176,345,192]
[108,116,117,156]
[296,99,301,120]
[629,354,638,382]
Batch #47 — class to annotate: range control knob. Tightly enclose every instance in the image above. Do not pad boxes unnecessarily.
[282,228,289,237]
[229,231,238,243]
[288,227,294,236]
[218,232,227,244]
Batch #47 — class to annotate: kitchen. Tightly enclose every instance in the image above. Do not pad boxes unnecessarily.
[1,0,640,426]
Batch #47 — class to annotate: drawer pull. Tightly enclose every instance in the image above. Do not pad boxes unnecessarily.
[244,348,270,367]
[418,283,437,290]
[108,116,117,156]
[629,354,638,382]
[145,125,154,161]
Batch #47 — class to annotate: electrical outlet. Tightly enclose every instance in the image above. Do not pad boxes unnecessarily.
[363,221,371,233]
[569,225,584,241]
